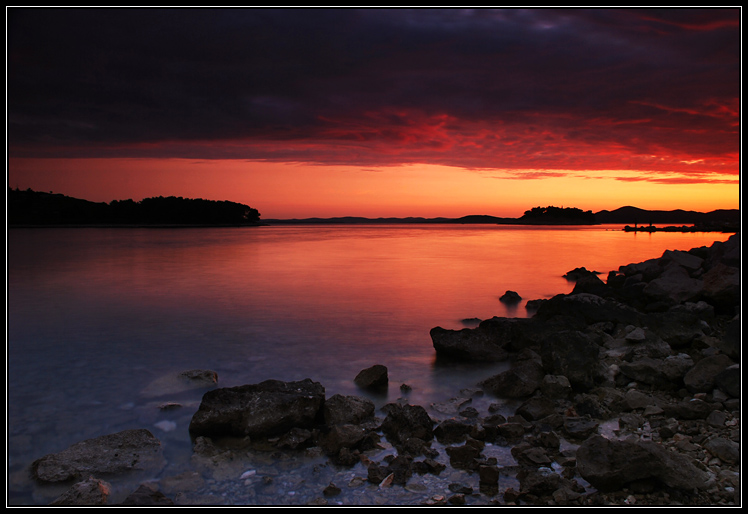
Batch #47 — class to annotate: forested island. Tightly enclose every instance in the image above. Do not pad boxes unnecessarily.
[7,188,739,231]
[8,188,262,226]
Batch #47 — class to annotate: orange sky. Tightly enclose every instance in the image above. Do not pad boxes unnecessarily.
[7,9,740,219]
[8,157,739,219]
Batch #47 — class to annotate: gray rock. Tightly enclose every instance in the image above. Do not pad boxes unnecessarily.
[479,353,544,398]
[540,330,603,390]
[430,325,510,362]
[540,375,572,399]
[188,378,325,438]
[714,364,740,397]
[683,354,735,393]
[516,397,556,422]
[577,434,713,492]
[380,403,435,446]
[354,364,389,392]
[323,394,375,425]
[49,477,112,506]
[701,263,740,313]
[120,483,175,506]
[643,263,703,304]
[32,429,165,483]
[703,437,740,464]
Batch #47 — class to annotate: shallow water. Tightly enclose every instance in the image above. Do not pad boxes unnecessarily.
[6,224,732,505]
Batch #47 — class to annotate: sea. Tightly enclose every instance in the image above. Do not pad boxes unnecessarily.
[6,224,733,505]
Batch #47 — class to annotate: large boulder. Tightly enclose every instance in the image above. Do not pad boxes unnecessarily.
[323,394,376,426]
[577,435,713,492]
[380,403,435,447]
[31,429,165,483]
[479,350,545,398]
[683,354,736,394]
[188,379,325,438]
[534,293,643,327]
[430,325,510,362]
[540,330,604,390]
[700,263,740,313]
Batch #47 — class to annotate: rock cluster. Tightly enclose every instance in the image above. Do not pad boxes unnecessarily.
[27,234,740,506]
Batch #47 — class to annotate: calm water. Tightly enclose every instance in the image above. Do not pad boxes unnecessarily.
[6,224,732,504]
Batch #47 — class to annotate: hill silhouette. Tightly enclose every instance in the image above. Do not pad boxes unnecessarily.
[7,188,738,231]
[8,188,262,226]
[594,206,739,226]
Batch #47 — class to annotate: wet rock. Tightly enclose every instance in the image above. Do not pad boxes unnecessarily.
[515,397,556,422]
[323,483,341,497]
[563,267,600,281]
[354,365,389,392]
[318,424,371,458]
[479,351,544,398]
[517,466,561,497]
[511,442,552,467]
[479,464,500,495]
[500,290,522,304]
[188,379,325,438]
[120,483,175,506]
[434,418,473,444]
[497,422,526,442]
[323,394,376,425]
[32,429,165,483]
[430,325,509,362]
[49,477,112,506]
[276,427,314,450]
[178,369,218,385]
[445,440,483,470]
[380,403,434,447]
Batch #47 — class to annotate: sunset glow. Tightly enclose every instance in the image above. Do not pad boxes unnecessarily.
[7,8,740,218]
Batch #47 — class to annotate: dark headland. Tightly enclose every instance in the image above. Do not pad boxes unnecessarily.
[7,188,739,232]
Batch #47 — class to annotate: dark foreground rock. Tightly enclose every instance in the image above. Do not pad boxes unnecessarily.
[31,429,166,484]
[576,435,713,491]
[188,378,326,438]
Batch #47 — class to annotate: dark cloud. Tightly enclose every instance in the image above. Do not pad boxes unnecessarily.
[7,8,740,173]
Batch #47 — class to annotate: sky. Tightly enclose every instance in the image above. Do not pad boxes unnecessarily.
[6,8,741,219]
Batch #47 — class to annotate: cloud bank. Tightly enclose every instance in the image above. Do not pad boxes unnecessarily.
[8,8,740,177]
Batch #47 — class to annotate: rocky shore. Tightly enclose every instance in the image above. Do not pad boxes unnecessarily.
[24,234,740,506]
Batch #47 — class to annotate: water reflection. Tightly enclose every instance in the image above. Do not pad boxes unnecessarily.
[7,225,732,504]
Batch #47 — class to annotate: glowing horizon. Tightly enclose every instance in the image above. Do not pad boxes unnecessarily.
[8,157,738,220]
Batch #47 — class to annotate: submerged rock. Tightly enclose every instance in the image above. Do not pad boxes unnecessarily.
[499,290,522,304]
[354,364,389,392]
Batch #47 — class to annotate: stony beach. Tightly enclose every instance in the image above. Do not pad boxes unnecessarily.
[17,233,740,506]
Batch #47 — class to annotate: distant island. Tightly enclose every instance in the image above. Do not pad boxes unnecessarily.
[7,188,739,232]
[8,188,262,227]
[267,205,739,232]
